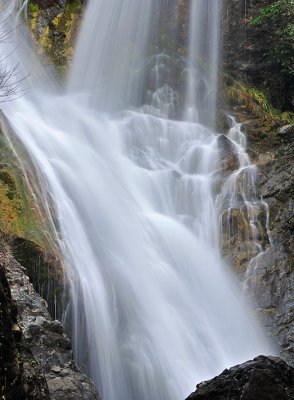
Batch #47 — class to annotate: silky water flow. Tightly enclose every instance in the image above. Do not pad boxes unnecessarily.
[0,1,273,399]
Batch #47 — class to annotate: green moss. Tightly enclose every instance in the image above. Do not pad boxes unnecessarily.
[250,0,294,79]
[66,0,81,14]
[0,131,48,247]
[28,2,39,13]
[247,87,294,123]
[224,78,294,124]
[12,237,66,320]
[27,0,83,77]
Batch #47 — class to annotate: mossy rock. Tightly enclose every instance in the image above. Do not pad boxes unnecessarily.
[220,74,294,152]
[11,237,66,320]
[223,76,294,124]
[27,0,83,76]
[0,131,66,320]
[0,130,50,248]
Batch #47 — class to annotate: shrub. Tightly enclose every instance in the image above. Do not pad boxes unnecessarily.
[250,0,294,79]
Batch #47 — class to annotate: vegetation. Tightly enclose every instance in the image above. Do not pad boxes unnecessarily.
[28,0,83,76]
[225,78,294,124]
[250,0,294,79]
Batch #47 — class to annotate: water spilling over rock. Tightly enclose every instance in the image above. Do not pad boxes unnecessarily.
[0,1,274,399]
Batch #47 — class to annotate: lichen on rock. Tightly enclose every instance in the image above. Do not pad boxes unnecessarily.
[27,0,83,75]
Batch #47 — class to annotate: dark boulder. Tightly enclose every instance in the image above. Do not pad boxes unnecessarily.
[186,356,294,400]
[217,134,239,176]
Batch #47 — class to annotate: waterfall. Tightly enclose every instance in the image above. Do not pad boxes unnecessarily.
[0,1,273,399]
[184,0,222,127]
[68,0,153,111]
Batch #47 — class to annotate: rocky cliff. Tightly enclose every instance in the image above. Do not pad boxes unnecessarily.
[0,244,100,400]
[222,0,294,365]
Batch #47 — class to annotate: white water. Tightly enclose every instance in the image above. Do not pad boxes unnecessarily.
[0,1,273,399]
[217,118,272,266]
[184,0,222,127]
[68,0,152,111]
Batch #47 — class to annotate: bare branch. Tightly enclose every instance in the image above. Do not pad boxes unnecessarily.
[0,7,28,104]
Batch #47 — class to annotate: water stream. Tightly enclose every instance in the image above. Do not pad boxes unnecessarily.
[0,1,273,399]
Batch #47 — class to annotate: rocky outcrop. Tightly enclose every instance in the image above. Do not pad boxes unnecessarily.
[0,127,66,321]
[186,356,294,400]
[245,124,294,365]
[0,246,100,400]
[219,78,293,361]
[11,236,66,321]
[0,244,50,399]
[28,0,84,74]
[217,134,239,177]
[0,129,45,245]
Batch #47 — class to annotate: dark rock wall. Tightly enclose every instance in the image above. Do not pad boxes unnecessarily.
[245,125,294,365]
[223,0,293,111]
[222,0,293,364]
[0,244,50,400]
[0,247,100,400]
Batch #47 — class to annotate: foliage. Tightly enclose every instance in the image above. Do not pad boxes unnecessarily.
[225,78,294,124]
[250,0,294,78]
[29,3,39,13]
[67,0,81,14]
[0,131,49,246]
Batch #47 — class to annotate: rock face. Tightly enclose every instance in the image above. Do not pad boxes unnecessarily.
[0,245,50,399]
[0,129,46,245]
[245,125,294,365]
[223,0,293,111]
[186,356,294,400]
[28,0,84,74]
[220,84,293,362]
[0,246,100,400]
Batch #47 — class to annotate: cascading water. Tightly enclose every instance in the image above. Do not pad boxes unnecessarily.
[0,1,273,399]
[217,118,273,275]
[184,0,222,127]
[68,0,152,111]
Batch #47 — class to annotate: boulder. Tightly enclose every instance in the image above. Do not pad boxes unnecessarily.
[186,356,294,400]
[217,135,239,177]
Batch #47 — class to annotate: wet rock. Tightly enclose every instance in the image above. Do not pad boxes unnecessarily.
[0,249,100,400]
[0,251,50,399]
[11,236,66,321]
[46,367,100,400]
[28,0,83,74]
[219,65,294,362]
[217,135,239,176]
[246,246,294,365]
[238,114,294,364]
[278,124,294,139]
[219,202,270,278]
[186,356,294,400]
